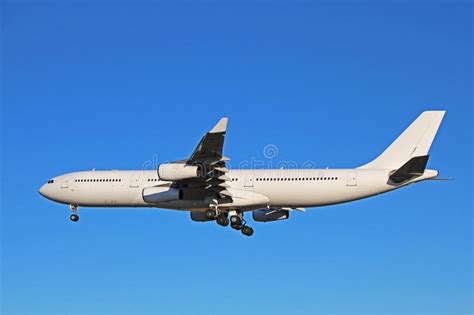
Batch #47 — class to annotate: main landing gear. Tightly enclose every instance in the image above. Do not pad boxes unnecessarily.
[229,210,254,237]
[205,209,254,236]
[69,204,79,222]
[205,209,229,227]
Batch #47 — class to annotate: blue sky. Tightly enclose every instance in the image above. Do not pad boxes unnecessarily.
[1,1,472,314]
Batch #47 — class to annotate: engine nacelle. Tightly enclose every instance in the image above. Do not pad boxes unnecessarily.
[190,211,213,222]
[143,186,182,203]
[157,163,200,181]
[252,208,289,222]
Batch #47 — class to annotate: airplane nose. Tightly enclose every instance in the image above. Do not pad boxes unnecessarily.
[39,184,48,198]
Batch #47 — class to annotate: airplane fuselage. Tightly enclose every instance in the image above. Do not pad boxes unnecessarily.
[39,168,437,211]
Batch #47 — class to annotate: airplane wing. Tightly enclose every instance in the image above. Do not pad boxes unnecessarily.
[187,117,228,164]
[170,118,232,207]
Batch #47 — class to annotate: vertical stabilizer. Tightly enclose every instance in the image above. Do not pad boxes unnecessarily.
[359,111,445,170]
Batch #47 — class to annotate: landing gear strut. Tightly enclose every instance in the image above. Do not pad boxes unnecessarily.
[69,204,79,222]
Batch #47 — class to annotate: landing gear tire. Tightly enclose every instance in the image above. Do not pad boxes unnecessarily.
[230,215,242,226]
[216,214,229,227]
[231,223,242,230]
[205,209,216,220]
[241,226,254,236]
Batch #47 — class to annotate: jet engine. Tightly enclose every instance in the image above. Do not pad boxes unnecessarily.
[252,208,289,222]
[143,186,182,203]
[157,162,201,181]
[190,211,213,222]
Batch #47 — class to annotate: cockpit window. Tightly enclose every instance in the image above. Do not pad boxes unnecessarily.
[47,179,54,184]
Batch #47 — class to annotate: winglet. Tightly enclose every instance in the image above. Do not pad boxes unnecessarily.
[209,117,228,134]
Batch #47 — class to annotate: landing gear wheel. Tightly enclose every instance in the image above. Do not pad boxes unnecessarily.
[230,215,242,226]
[216,214,229,227]
[205,209,216,220]
[241,226,254,236]
[231,223,241,230]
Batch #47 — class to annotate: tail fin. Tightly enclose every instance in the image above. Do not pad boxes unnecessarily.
[359,111,446,170]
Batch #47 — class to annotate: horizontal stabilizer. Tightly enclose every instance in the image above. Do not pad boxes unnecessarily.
[426,177,454,181]
[389,155,429,184]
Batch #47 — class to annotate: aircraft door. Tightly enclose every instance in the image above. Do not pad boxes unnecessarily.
[347,171,357,186]
[244,173,254,187]
[130,174,140,188]
[60,176,70,189]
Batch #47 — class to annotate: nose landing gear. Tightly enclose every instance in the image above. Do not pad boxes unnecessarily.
[69,204,79,222]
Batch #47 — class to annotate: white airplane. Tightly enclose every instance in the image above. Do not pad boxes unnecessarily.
[39,111,445,237]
